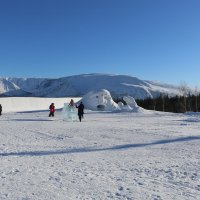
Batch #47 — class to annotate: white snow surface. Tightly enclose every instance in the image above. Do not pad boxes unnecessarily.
[0,98,200,200]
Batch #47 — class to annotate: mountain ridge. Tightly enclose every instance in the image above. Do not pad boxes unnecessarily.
[0,74,181,99]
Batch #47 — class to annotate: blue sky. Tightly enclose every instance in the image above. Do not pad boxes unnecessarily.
[0,0,200,87]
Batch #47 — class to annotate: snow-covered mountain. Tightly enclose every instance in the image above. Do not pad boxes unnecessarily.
[0,74,180,99]
[0,78,20,94]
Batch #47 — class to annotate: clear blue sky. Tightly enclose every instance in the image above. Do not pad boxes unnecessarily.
[0,0,200,87]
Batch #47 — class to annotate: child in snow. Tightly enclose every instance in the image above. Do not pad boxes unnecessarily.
[49,103,55,117]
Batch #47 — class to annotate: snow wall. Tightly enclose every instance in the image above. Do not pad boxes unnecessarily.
[0,97,81,112]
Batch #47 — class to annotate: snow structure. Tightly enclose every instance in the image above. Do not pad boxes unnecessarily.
[79,89,144,112]
[61,103,79,122]
[79,89,118,111]
[120,96,144,112]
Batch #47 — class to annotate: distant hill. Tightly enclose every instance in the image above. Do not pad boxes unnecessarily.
[0,74,181,99]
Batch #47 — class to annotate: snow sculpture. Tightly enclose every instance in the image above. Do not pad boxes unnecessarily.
[80,89,120,111]
[62,103,78,121]
[118,101,133,111]
[123,96,144,112]
[78,89,145,112]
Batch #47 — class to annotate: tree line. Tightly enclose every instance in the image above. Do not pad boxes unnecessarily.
[136,94,200,113]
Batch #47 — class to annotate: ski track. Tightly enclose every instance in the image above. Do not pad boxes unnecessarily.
[0,111,200,199]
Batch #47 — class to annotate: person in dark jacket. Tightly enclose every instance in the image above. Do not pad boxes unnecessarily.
[0,104,2,116]
[49,103,55,117]
[76,102,84,122]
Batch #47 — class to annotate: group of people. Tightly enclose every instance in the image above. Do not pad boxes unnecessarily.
[49,99,85,122]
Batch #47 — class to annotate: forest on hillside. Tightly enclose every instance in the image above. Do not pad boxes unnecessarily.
[136,94,200,113]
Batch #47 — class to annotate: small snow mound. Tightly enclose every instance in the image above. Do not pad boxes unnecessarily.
[123,96,145,112]
[123,96,138,108]
[118,102,133,111]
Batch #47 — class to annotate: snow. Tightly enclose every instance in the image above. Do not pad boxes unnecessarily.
[0,97,81,112]
[0,74,181,99]
[79,89,120,111]
[78,89,145,112]
[61,103,79,122]
[0,98,200,200]
[0,78,20,94]
[123,96,145,112]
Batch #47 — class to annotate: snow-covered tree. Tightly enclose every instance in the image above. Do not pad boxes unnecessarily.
[179,81,191,112]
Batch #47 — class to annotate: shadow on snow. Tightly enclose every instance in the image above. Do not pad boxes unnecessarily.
[1,136,200,157]
[16,108,62,114]
[11,119,54,122]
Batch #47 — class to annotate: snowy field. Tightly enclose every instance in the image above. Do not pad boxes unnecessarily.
[0,99,200,200]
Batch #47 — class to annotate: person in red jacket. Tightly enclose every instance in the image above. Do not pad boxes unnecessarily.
[49,103,55,117]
